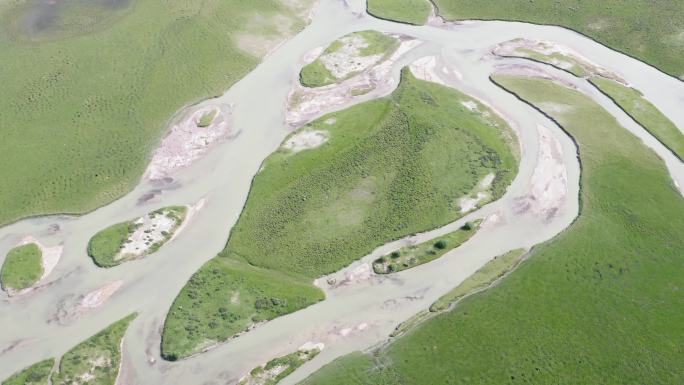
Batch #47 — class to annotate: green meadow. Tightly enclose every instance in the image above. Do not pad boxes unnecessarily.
[590,77,684,161]
[302,76,684,384]
[434,0,684,80]
[0,0,312,226]
[161,70,518,360]
[366,0,432,25]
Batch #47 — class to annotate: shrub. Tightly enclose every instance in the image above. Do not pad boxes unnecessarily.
[434,240,448,249]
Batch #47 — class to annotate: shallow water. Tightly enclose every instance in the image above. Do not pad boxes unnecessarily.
[1,0,683,383]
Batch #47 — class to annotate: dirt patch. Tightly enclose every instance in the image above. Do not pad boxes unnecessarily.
[286,36,421,126]
[282,130,329,152]
[51,280,123,324]
[409,55,463,85]
[458,173,495,213]
[146,106,234,180]
[492,38,625,83]
[514,124,568,221]
[319,34,384,79]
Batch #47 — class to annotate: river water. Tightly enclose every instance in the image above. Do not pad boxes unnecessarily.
[1,0,683,384]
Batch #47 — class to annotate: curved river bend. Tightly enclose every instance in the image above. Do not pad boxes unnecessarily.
[1,1,683,384]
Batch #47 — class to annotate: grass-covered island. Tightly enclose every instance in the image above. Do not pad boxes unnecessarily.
[3,314,136,385]
[1,359,54,385]
[160,69,518,360]
[238,347,321,385]
[300,30,399,87]
[373,221,480,274]
[301,75,684,384]
[1,243,43,291]
[88,206,187,268]
[51,314,136,385]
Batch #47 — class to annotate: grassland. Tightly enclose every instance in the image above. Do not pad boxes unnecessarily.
[373,221,480,274]
[1,243,43,291]
[589,77,684,161]
[434,0,684,80]
[161,70,518,360]
[87,206,187,267]
[51,314,136,385]
[366,0,432,25]
[161,259,324,361]
[2,358,54,385]
[302,75,684,384]
[429,248,525,312]
[238,348,320,385]
[299,30,399,87]
[0,0,313,227]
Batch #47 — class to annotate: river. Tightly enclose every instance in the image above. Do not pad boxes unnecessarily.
[1,0,683,384]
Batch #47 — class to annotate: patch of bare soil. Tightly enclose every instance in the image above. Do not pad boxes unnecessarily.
[50,280,123,324]
[514,124,568,221]
[282,130,329,152]
[145,106,234,181]
[285,35,422,126]
[492,38,625,82]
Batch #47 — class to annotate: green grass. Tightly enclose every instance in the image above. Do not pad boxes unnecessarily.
[87,206,186,268]
[429,248,525,312]
[590,76,684,162]
[2,358,54,385]
[373,221,480,274]
[0,0,312,227]
[197,110,217,128]
[51,314,136,385]
[434,0,684,80]
[299,30,399,87]
[367,0,432,25]
[238,348,320,385]
[161,69,518,360]
[161,259,324,361]
[302,75,684,384]
[1,243,43,291]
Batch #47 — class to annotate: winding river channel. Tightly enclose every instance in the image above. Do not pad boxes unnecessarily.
[2,0,684,384]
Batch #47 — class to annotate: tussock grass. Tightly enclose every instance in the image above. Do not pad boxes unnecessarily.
[302,76,684,384]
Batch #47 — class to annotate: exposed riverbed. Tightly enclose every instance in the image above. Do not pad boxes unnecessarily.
[1,0,684,384]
